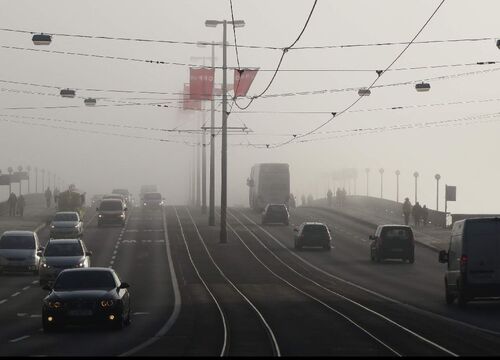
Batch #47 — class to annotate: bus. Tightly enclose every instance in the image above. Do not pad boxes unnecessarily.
[247,163,290,211]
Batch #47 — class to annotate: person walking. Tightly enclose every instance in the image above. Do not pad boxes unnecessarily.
[402,197,412,225]
[8,192,17,216]
[45,187,52,208]
[422,205,429,226]
[412,201,422,227]
[327,189,333,207]
[17,194,25,217]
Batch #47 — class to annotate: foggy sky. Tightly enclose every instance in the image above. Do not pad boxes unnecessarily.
[1,0,499,214]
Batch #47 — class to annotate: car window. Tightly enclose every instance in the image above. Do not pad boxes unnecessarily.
[99,201,123,211]
[44,242,84,256]
[302,224,328,234]
[54,271,116,290]
[268,205,285,213]
[381,228,412,240]
[53,213,78,222]
[0,235,35,249]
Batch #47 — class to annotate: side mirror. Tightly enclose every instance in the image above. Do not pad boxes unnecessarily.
[85,251,93,256]
[438,250,448,263]
[119,282,130,289]
[42,285,52,291]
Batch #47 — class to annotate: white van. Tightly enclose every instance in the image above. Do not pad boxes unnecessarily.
[439,217,500,306]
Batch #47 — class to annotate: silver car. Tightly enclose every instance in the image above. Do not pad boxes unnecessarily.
[39,238,92,286]
[50,212,84,239]
[0,231,42,275]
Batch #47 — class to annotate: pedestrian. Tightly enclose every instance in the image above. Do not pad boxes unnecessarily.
[8,192,17,216]
[301,194,306,206]
[402,197,412,225]
[412,201,422,227]
[422,205,429,226]
[45,187,52,208]
[17,194,25,217]
[327,189,333,207]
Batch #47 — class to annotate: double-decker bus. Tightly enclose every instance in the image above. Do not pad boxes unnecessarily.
[247,163,290,211]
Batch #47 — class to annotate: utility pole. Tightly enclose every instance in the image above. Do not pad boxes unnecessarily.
[202,108,207,214]
[209,42,216,225]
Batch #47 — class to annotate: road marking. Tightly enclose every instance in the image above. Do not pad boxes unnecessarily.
[0,299,7,305]
[133,312,150,315]
[11,292,20,297]
[30,314,42,318]
[17,313,28,317]
[22,286,30,291]
[32,280,39,284]
[9,335,30,343]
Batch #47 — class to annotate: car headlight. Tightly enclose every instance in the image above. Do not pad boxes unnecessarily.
[41,262,50,269]
[98,214,102,218]
[47,300,63,308]
[75,261,85,268]
[100,299,115,307]
[143,203,147,206]
[50,225,55,229]
[120,214,125,218]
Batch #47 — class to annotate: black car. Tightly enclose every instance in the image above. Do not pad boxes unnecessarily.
[370,225,415,263]
[261,204,289,225]
[42,268,131,331]
[294,222,332,250]
[97,199,127,227]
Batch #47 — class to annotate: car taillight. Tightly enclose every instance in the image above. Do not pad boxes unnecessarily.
[460,254,468,271]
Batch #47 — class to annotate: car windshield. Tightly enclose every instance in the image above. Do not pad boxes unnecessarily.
[53,213,78,222]
[382,228,412,240]
[112,189,129,196]
[54,271,116,291]
[268,205,286,213]
[302,225,328,234]
[0,235,35,249]
[144,193,161,200]
[44,242,83,257]
[99,201,123,211]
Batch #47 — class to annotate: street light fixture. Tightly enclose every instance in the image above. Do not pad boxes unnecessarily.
[205,18,245,244]
[60,88,76,98]
[435,173,441,211]
[84,98,97,106]
[413,171,419,203]
[395,170,400,202]
[379,168,384,198]
[32,33,52,45]
[415,82,431,92]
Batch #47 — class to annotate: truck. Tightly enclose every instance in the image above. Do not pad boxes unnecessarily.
[247,163,290,211]
[57,185,86,217]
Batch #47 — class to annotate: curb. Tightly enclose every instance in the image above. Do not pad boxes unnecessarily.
[305,206,443,253]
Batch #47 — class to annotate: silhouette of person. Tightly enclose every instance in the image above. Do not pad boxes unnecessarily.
[8,192,17,216]
[402,197,412,225]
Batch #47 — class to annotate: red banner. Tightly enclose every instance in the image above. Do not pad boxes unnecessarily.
[213,83,234,96]
[190,67,215,100]
[234,68,258,97]
[183,84,201,111]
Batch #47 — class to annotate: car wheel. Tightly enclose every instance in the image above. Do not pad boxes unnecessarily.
[323,243,331,251]
[445,281,455,305]
[408,255,415,264]
[125,308,131,326]
[32,269,39,276]
[375,253,381,263]
[112,315,126,330]
[42,316,58,333]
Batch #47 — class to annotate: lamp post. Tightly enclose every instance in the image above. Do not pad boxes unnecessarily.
[41,169,45,191]
[365,168,370,196]
[395,170,400,202]
[7,166,13,194]
[435,174,441,211]
[17,166,23,195]
[48,171,51,191]
[205,19,245,244]
[26,166,31,193]
[413,171,419,203]
[379,168,384,198]
[35,167,38,193]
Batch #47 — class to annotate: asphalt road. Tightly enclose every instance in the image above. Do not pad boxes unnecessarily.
[1,205,500,356]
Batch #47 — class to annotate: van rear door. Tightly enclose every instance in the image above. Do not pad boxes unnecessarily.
[464,219,500,285]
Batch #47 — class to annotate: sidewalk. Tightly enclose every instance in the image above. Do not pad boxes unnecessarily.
[308,198,450,252]
[0,194,55,234]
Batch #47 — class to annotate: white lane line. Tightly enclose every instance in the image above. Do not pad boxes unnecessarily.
[113,250,118,254]
[30,314,42,318]
[111,255,116,260]
[22,286,30,291]
[11,292,20,297]
[32,280,39,284]
[9,335,30,343]
[17,313,28,317]
[133,312,150,315]
[0,299,7,305]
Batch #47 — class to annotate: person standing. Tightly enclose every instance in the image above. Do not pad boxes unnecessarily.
[8,192,17,216]
[412,201,422,227]
[45,187,52,208]
[402,197,412,225]
[17,194,25,217]
[422,205,429,226]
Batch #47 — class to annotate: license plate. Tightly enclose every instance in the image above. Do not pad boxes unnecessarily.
[68,309,93,316]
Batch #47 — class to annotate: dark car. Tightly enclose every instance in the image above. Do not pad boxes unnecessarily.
[142,192,164,211]
[261,204,289,225]
[50,212,84,239]
[294,222,332,250]
[42,267,131,332]
[97,199,127,227]
[370,225,415,263]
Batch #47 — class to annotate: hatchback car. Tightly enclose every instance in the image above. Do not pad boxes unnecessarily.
[0,231,42,274]
[261,204,290,225]
[39,239,92,286]
[42,267,131,331]
[97,199,127,227]
[370,225,415,263]
[294,222,332,250]
[50,212,84,239]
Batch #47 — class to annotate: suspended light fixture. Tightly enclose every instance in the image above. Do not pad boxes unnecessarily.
[84,98,97,106]
[415,82,431,92]
[60,88,76,98]
[358,88,371,96]
[32,33,52,45]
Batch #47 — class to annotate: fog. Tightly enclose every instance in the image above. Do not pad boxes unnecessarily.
[1,0,499,214]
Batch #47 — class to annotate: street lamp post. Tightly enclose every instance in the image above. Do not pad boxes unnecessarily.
[435,174,441,211]
[35,167,38,193]
[7,167,13,194]
[365,168,370,196]
[17,166,23,195]
[205,19,245,243]
[41,169,45,191]
[395,170,400,202]
[379,168,384,198]
[413,171,419,203]
[26,166,31,193]
[48,171,51,191]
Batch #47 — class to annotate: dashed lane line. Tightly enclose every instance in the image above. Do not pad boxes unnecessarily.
[0,299,7,305]
[11,292,20,297]
[9,335,30,343]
